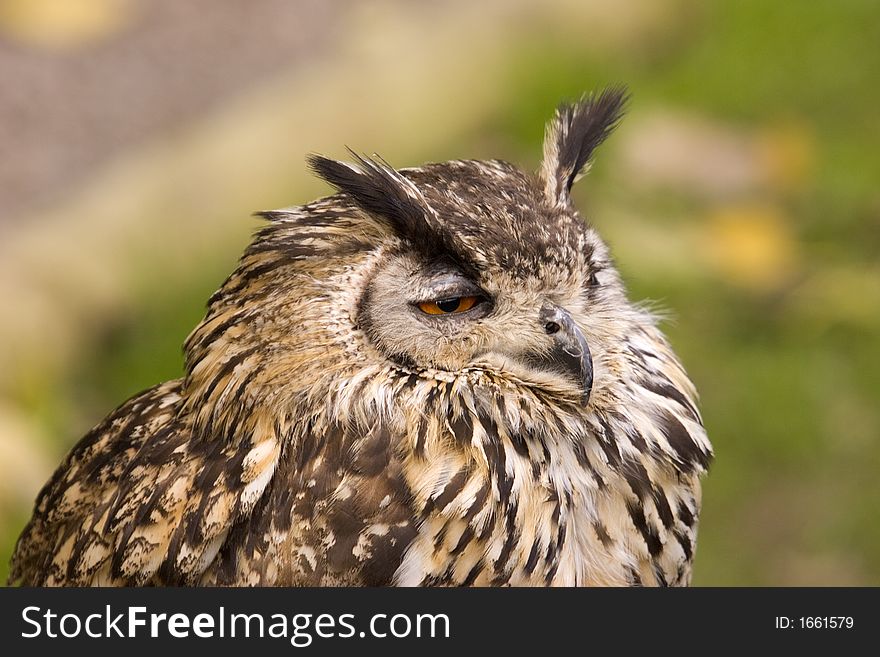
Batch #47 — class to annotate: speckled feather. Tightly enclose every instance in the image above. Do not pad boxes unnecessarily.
[10,88,712,586]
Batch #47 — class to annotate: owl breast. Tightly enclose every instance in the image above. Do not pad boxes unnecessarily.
[193,365,702,587]
[390,375,702,587]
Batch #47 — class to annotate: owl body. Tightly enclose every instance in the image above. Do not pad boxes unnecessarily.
[10,89,712,587]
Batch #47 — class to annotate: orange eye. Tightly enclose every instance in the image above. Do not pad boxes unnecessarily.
[417,296,480,315]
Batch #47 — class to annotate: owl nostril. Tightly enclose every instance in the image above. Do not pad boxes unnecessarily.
[544,321,560,335]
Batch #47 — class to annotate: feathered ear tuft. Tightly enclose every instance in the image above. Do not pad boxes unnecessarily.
[539,86,629,205]
[307,150,433,245]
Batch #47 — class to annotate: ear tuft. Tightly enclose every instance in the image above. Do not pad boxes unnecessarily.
[307,151,476,264]
[539,86,629,205]
[307,150,430,244]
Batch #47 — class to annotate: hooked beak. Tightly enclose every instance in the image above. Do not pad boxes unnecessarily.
[536,304,593,406]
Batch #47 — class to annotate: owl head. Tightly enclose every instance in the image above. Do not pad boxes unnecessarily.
[304,88,631,407]
[184,86,703,462]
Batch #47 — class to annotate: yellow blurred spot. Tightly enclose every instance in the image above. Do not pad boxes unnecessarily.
[0,403,54,508]
[757,121,816,192]
[0,0,134,49]
[701,205,800,291]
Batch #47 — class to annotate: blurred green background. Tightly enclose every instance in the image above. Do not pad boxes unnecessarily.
[1,0,877,586]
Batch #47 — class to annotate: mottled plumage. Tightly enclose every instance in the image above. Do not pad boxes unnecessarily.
[10,88,712,587]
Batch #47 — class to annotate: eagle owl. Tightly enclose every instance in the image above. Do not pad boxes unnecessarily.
[10,88,712,587]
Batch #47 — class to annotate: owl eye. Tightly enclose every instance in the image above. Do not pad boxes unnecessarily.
[588,271,599,287]
[417,295,480,315]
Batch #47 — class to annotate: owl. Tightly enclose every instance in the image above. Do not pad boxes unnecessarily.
[9,87,712,587]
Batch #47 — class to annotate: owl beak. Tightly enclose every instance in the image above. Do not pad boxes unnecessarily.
[538,304,594,405]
